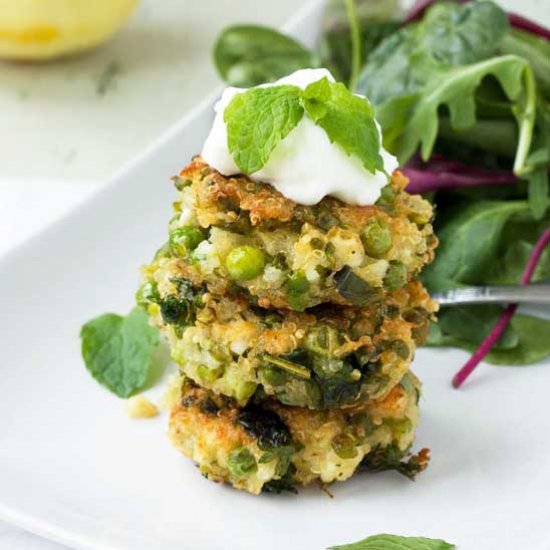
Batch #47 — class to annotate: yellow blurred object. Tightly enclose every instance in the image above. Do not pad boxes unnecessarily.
[0,0,139,60]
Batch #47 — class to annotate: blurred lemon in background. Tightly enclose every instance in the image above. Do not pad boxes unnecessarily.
[0,0,138,60]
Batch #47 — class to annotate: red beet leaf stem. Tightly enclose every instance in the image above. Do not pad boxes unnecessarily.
[452,228,550,388]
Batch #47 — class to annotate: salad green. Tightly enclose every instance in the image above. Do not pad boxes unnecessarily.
[328,533,455,550]
[213,0,550,376]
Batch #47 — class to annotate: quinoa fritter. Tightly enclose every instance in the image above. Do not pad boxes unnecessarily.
[169,374,428,495]
[138,265,437,408]
[161,157,437,310]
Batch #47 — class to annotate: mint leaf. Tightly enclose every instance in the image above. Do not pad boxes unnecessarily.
[302,77,384,174]
[80,307,160,398]
[328,533,455,550]
[224,85,304,174]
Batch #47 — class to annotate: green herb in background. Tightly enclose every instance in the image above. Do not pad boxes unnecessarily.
[320,0,400,86]
[214,25,317,88]
[80,307,162,398]
[328,533,455,550]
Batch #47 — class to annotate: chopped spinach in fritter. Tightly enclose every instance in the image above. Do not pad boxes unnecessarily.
[360,443,430,480]
[236,405,291,448]
[159,278,205,327]
[334,267,383,306]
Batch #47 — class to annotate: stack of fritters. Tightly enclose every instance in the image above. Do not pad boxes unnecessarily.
[138,157,437,494]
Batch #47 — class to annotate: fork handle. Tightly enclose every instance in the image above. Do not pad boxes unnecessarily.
[433,285,550,306]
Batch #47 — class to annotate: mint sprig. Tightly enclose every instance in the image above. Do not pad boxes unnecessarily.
[224,85,304,174]
[328,533,455,550]
[80,307,161,398]
[303,77,384,174]
[224,77,384,175]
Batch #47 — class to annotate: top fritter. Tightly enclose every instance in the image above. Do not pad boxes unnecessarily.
[160,156,436,311]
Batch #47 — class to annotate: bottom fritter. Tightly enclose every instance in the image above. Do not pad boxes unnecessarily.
[168,374,429,495]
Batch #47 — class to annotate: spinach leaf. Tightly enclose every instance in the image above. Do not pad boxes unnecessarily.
[421,1,508,65]
[429,313,550,365]
[224,85,304,174]
[80,308,160,398]
[437,305,519,350]
[421,200,529,291]
[491,237,550,285]
[214,25,316,87]
[328,533,455,550]
[357,0,509,104]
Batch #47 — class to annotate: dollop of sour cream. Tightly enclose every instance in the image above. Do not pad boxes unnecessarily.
[201,68,398,206]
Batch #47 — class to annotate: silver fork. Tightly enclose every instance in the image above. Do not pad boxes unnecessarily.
[433,284,550,306]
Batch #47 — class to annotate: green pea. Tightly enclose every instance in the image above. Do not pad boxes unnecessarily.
[377,184,395,205]
[225,246,265,281]
[287,271,310,294]
[169,226,205,256]
[227,447,257,478]
[234,380,257,402]
[135,282,159,308]
[197,364,222,383]
[383,261,407,291]
[361,218,392,258]
[331,434,358,459]
[153,242,171,260]
[409,210,431,227]
[171,176,192,191]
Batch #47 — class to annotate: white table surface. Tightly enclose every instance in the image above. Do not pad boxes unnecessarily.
[0,0,298,548]
[0,0,299,259]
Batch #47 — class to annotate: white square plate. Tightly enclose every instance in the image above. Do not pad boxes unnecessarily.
[1,1,550,549]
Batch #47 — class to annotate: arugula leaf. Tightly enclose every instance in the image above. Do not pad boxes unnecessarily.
[387,55,534,166]
[357,2,537,174]
[214,25,316,88]
[500,28,550,97]
[80,307,160,398]
[429,313,550,365]
[224,85,304,174]
[302,77,384,173]
[328,533,455,550]
[526,164,550,220]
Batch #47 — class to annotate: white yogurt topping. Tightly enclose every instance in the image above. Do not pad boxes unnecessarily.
[201,68,398,206]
